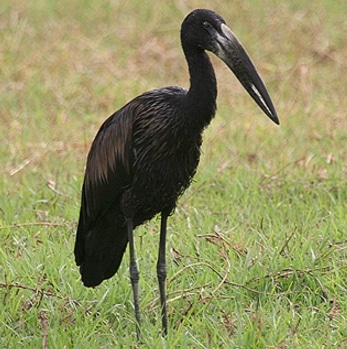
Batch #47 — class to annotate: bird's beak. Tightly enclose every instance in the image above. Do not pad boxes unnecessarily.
[214,23,279,125]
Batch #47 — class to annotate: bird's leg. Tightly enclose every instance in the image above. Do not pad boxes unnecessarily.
[126,217,141,340]
[157,211,169,336]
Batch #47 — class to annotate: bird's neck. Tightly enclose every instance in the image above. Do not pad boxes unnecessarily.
[184,49,217,129]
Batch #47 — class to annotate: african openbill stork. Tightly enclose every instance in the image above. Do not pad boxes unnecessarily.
[74,9,279,337]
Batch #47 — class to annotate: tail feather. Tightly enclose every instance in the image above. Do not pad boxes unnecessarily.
[75,222,128,287]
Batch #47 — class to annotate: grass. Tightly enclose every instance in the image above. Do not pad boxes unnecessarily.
[1,0,347,347]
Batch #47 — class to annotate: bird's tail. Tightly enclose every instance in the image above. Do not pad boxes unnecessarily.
[75,223,128,287]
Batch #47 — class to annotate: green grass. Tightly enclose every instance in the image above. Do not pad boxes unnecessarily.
[1,0,347,348]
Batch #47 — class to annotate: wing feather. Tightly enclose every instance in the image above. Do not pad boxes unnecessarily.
[74,103,136,267]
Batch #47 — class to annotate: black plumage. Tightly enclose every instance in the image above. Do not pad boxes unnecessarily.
[74,9,279,337]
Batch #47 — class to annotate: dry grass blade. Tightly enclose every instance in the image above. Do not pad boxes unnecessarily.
[38,311,48,349]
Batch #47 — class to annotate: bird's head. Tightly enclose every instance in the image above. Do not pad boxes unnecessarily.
[181,9,279,125]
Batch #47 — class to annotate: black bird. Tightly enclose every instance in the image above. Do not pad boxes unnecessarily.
[74,9,279,337]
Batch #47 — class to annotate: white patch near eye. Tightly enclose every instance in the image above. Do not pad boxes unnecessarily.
[215,25,234,62]
[221,23,237,43]
[250,84,272,115]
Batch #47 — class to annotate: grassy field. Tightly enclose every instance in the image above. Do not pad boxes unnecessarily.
[1,0,347,348]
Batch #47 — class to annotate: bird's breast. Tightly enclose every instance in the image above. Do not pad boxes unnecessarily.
[129,133,202,224]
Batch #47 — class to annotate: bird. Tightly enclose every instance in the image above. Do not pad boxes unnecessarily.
[74,8,279,338]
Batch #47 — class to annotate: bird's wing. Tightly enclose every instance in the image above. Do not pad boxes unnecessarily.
[85,106,134,220]
[85,107,135,215]
[74,103,136,266]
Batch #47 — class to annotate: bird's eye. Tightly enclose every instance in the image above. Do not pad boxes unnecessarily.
[202,21,212,29]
